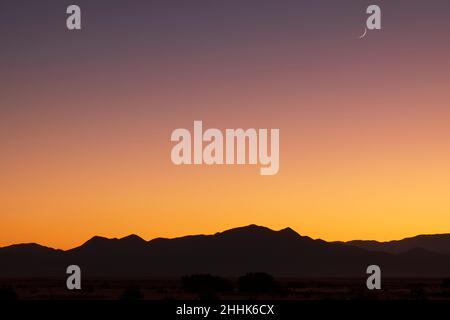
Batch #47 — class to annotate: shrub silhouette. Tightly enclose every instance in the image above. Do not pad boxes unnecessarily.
[181,274,232,293]
[119,286,143,300]
[238,272,277,293]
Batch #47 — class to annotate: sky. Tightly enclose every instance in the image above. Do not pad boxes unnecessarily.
[1,0,450,249]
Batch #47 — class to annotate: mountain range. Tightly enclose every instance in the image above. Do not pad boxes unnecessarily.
[1,225,449,278]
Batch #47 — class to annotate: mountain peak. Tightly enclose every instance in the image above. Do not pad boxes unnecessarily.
[278,227,300,237]
[220,225,301,237]
[120,234,146,242]
[0,242,57,253]
[83,235,109,245]
[80,234,146,247]
[216,224,274,236]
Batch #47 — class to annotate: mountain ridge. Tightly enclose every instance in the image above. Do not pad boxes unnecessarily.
[2,225,449,253]
[0,225,449,278]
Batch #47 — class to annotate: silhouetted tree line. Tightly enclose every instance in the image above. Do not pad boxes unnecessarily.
[237,272,277,293]
[182,274,233,293]
[181,272,280,295]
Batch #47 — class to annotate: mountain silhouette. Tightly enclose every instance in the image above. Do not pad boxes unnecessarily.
[0,225,449,278]
[338,234,450,254]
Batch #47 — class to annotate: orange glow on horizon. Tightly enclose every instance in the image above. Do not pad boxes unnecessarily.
[2,2,450,250]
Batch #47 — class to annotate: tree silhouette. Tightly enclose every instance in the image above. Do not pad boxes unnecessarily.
[238,272,277,293]
[182,274,232,293]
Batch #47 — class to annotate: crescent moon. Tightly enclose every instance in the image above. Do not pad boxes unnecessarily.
[359,27,367,39]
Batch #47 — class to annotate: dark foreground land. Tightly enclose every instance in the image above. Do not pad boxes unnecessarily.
[1,276,450,300]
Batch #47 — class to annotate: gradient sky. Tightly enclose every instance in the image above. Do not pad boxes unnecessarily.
[1,0,450,249]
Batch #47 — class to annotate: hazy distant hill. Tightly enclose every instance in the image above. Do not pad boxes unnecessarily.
[0,225,449,278]
[338,234,450,254]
